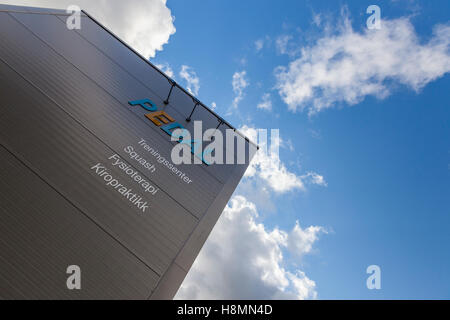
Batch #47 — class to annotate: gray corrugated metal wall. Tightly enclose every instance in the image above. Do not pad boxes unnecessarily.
[0,5,256,299]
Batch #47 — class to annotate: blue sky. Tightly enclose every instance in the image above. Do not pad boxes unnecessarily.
[151,0,450,299]
[9,0,448,299]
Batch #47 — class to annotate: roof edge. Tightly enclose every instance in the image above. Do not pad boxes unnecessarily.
[0,4,85,16]
[81,9,258,150]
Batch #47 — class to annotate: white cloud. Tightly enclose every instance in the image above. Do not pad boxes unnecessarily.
[175,196,322,300]
[276,34,293,55]
[3,0,176,59]
[275,16,450,115]
[255,36,271,52]
[210,102,217,110]
[255,39,265,51]
[282,138,295,152]
[257,93,272,111]
[231,71,249,109]
[288,221,326,258]
[240,126,326,193]
[301,172,328,187]
[309,129,322,140]
[312,13,322,27]
[154,62,174,78]
[179,65,200,96]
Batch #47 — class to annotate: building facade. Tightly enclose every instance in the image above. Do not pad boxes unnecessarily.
[0,5,256,299]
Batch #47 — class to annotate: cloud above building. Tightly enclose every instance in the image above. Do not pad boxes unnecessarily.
[180,65,200,96]
[240,126,326,193]
[257,93,273,111]
[231,71,249,109]
[1,0,176,58]
[155,62,175,78]
[275,16,450,115]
